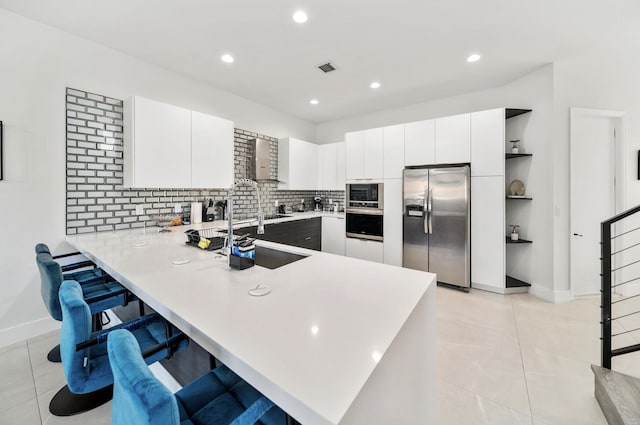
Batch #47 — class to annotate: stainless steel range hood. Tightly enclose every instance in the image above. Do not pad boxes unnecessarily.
[253,138,281,182]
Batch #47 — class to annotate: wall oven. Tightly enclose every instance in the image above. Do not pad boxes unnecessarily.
[345,183,384,241]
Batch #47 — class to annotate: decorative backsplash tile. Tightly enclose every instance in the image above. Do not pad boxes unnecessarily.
[65,88,344,234]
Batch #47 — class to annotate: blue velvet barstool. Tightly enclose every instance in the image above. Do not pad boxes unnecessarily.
[50,280,189,417]
[35,248,133,362]
[108,329,287,425]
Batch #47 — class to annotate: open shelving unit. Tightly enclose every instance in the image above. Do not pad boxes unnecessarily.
[504,108,533,293]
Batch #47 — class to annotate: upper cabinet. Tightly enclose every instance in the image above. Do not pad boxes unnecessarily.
[318,142,346,190]
[345,129,384,181]
[404,119,435,166]
[278,137,318,190]
[434,113,471,164]
[123,96,234,189]
[345,131,364,180]
[383,125,404,179]
[124,96,191,188]
[470,108,505,176]
[336,142,346,189]
[191,111,234,188]
[363,128,384,179]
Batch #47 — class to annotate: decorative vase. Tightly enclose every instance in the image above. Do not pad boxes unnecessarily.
[510,140,520,154]
[510,224,520,241]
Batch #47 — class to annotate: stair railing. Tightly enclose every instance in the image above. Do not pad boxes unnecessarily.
[601,204,640,369]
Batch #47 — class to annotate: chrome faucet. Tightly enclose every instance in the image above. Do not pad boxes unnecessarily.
[225,178,264,259]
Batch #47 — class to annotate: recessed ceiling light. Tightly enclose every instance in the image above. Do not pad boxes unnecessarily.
[293,10,308,23]
[370,81,381,89]
[310,99,319,105]
[221,54,234,63]
[466,54,481,63]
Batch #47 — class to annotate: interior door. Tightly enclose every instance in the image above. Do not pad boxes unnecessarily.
[570,110,617,297]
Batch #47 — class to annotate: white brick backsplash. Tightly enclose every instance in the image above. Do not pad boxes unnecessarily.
[68,104,85,112]
[77,112,95,120]
[67,88,86,97]
[87,93,105,102]
[66,87,344,234]
[87,107,104,116]
[68,133,87,141]
[77,98,96,107]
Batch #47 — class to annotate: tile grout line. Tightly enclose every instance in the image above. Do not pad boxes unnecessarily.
[511,297,536,424]
[25,339,44,425]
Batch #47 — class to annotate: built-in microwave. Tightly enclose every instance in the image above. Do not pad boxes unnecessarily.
[346,183,384,209]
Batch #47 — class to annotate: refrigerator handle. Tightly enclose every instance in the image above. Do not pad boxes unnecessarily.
[424,187,432,234]
[428,188,433,234]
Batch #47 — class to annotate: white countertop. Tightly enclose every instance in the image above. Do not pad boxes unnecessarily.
[192,210,344,231]
[66,222,434,425]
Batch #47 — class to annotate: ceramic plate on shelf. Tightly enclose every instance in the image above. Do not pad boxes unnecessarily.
[509,179,525,196]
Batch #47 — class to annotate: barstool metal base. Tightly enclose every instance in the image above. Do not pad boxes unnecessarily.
[49,384,113,416]
[47,344,61,363]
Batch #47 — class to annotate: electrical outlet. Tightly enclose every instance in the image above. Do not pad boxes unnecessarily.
[135,205,144,215]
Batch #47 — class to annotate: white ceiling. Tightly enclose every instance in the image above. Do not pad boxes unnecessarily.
[1,0,639,123]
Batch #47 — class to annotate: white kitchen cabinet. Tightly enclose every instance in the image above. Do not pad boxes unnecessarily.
[317,142,346,190]
[404,119,435,166]
[383,178,403,266]
[363,128,384,179]
[318,143,337,190]
[383,125,404,179]
[278,137,318,190]
[336,142,346,190]
[471,108,505,176]
[124,96,192,188]
[435,113,471,164]
[346,238,384,263]
[346,129,384,181]
[191,111,234,188]
[345,131,364,181]
[471,176,505,292]
[322,216,346,255]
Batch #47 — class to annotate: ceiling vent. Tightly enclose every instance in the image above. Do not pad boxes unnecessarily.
[317,62,337,73]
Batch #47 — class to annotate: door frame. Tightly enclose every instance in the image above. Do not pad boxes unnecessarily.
[569,107,628,298]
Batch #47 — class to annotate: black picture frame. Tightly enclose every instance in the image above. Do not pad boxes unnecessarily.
[0,121,3,181]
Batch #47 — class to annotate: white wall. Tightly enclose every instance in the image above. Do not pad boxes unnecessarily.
[0,9,315,346]
[553,44,640,297]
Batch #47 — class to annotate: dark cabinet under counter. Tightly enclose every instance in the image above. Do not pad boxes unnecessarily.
[238,217,321,251]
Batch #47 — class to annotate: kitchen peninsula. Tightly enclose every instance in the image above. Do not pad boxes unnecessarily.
[66,220,436,425]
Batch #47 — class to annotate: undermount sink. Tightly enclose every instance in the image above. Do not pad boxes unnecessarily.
[254,246,307,269]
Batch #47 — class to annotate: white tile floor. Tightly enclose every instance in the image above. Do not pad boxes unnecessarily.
[3,286,638,425]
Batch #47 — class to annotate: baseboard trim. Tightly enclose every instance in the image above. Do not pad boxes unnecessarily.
[472,282,506,294]
[529,283,572,303]
[0,317,60,349]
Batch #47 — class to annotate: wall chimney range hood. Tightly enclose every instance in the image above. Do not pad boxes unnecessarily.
[252,138,281,182]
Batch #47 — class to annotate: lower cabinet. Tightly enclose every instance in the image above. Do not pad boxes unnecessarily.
[321,217,346,255]
[383,178,403,266]
[346,238,384,263]
[470,176,505,291]
[244,218,322,251]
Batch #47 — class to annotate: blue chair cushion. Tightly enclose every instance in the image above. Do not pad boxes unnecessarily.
[59,280,187,395]
[37,252,127,321]
[109,329,180,425]
[176,366,286,425]
[109,330,285,425]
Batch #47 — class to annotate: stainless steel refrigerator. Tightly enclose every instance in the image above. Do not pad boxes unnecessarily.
[403,165,471,290]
